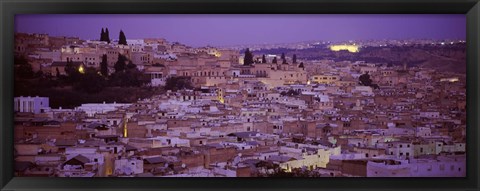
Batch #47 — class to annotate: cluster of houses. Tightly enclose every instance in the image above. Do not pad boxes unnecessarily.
[14,33,466,177]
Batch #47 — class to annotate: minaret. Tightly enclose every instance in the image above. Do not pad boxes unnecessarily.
[123,115,128,138]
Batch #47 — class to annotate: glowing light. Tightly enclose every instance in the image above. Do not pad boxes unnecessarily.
[440,77,459,82]
[218,94,225,104]
[123,116,128,138]
[330,44,360,53]
[78,65,85,74]
[214,52,222,57]
[307,80,311,85]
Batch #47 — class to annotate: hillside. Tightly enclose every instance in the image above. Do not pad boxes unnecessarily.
[254,43,466,73]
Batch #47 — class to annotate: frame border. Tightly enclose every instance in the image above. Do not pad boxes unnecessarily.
[1,0,479,191]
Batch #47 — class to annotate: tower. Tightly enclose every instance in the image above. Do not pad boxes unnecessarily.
[123,115,128,138]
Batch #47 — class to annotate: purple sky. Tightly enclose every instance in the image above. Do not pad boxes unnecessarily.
[15,14,466,47]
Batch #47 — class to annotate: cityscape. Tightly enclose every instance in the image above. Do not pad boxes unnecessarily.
[14,15,466,177]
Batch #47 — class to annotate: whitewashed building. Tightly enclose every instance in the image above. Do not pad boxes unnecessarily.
[14,96,50,114]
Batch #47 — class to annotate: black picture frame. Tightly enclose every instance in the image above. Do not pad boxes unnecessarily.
[1,0,479,191]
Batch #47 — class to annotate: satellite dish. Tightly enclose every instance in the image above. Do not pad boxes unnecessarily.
[181,163,186,168]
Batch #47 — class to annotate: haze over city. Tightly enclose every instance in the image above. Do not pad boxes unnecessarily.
[15,14,466,47]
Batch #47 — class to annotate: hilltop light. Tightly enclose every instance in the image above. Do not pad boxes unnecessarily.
[330,44,360,53]
[78,65,85,74]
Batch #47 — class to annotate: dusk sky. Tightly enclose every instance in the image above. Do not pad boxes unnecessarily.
[15,14,466,47]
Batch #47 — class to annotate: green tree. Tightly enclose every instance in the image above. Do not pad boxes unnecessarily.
[64,61,81,82]
[243,48,254,66]
[281,53,285,60]
[118,30,127,45]
[14,56,34,79]
[298,62,304,68]
[272,57,277,64]
[100,54,109,77]
[105,28,111,43]
[292,54,297,63]
[359,72,373,86]
[359,72,379,89]
[114,54,127,73]
[126,60,137,70]
[165,76,193,91]
[281,53,287,64]
[74,67,106,93]
[56,67,61,77]
[100,28,105,41]
[262,54,267,63]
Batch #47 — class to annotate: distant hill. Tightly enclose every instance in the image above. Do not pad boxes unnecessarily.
[254,43,466,73]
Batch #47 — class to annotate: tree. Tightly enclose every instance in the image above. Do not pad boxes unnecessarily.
[100,28,105,41]
[262,54,267,63]
[243,48,254,66]
[272,57,278,64]
[292,54,297,63]
[14,56,34,79]
[118,30,127,45]
[165,76,193,91]
[121,69,148,87]
[105,28,111,43]
[298,62,304,68]
[359,72,373,86]
[114,53,127,73]
[100,54,108,77]
[359,72,380,89]
[56,67,61,77]
[74,67,106,93]
[65,61,81,81]
[126,60,137,70]
[281,53,287,64]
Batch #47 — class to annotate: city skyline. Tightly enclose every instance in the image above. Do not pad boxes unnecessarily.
[15,14,466,47]
[13,15,467,178]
